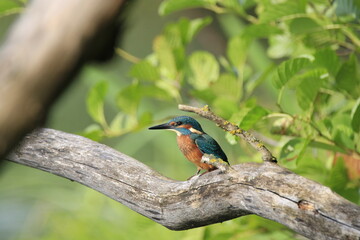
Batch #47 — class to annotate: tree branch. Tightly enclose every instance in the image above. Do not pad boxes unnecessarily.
[0,0,126,158]
[6,128,360,240]
[178,104,277,163]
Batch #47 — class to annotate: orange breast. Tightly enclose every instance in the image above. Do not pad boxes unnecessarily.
[177,135,216,171]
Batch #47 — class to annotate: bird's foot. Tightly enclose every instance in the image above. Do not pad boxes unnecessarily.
[187,168,204,180]
[201,154,233,173]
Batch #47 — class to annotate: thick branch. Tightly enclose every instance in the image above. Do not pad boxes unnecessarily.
[178,104,277,163]
[0,0,126,157]
[6,128,360,240]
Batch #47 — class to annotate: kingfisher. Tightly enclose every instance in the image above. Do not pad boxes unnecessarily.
[149,116,228,175]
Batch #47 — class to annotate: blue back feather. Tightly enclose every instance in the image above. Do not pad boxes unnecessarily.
[192,133,228,162]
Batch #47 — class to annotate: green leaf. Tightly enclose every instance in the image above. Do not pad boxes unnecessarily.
[336,54,360,98]
[229,99,257,125]
[191,88,216,103]
[213,98,238,119]
[326,157,349,192]
[303,28,341,49]
[164,22,186,48]
[188,51,219,90]
[280,138,309,167]
[163,17,212,52]
[117,83,173,115]
[272,57,311,89]
[259,0,307,23]
[227,36,250,69]
[0,0,20,14]
[140,85,172,100]
[289,17,322,35]
[211,73,241,101]
[331,112,355,149]
[298,137,311,165]
[159,0,215,16]
[86,81,108,125]
[239,106,269,130]
[242,24,283,38]
[296,68,327,110]
[178,17,212,45]
[351,98,360,132]
[156,80,181,101]
[309,141,347,154]
[313,48,341,76]
[109,113,126,132]
[129,60,160,81]
[81,124,104,142]
[153,36,178,79]
[267,34,295,59]
[116,83,141,114]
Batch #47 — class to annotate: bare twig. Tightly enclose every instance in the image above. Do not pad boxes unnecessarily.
[115,48,141,63]
[6,128,360,240]
[178,104,277,163]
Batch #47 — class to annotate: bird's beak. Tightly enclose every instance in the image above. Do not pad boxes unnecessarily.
[148,123,173,130]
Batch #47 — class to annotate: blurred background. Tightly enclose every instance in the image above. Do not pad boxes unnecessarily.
[1,0,359,239]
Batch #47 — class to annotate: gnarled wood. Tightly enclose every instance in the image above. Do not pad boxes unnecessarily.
[6,128,360,240]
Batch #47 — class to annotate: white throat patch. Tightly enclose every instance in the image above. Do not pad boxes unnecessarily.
[189,127,203,134]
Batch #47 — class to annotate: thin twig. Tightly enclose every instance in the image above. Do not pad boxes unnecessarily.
[178,104,277,163]
[115,48,141,63]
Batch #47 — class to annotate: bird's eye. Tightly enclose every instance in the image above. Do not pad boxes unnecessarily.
[170,121,182,126]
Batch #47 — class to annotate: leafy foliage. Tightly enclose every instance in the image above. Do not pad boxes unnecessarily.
[1,0,359,239]
[81,0,360,238]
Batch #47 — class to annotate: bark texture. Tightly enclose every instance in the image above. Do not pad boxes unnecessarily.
[0,0,126,157]
[6,128,360,240]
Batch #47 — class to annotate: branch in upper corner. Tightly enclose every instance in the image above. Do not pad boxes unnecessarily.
[0,0,127,159]
[178,104,277,163]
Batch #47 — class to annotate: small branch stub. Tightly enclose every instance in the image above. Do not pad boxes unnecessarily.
[178,104,277,163]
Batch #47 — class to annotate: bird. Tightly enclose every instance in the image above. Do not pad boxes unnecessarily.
[149,116,228,176]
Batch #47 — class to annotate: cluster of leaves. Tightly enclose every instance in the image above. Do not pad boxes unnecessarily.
[83,0,360,238]
[1,0,359,239]
[89,0,360,183]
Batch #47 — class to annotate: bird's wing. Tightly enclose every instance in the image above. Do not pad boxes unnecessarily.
[193,134,228,163]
